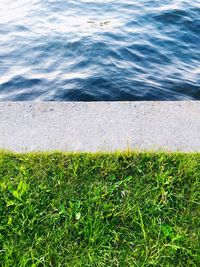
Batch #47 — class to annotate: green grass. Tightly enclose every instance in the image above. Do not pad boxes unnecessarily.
[0,151,199,267]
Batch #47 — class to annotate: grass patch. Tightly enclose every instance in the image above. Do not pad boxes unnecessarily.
[0,151,199,266]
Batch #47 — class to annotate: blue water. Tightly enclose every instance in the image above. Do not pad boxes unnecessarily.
[0,0,200,101]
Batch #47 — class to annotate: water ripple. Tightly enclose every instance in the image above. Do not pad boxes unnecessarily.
[0,0,199,100]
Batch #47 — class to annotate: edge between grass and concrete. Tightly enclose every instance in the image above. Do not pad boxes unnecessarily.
[0,102,200,266]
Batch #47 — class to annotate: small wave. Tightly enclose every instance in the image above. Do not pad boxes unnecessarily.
[153,9,189,24]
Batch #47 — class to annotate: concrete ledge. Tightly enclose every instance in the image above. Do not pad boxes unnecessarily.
[0,101,200,152]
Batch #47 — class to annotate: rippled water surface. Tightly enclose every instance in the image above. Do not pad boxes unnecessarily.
[0,0,200,100]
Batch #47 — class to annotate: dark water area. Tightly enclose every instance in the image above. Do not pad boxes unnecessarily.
[0,0,200,101]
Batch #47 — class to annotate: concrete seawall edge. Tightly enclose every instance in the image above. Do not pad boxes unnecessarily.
[0,101,200,152]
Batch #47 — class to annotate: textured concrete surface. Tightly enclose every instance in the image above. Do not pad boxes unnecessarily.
[0,101,200,152]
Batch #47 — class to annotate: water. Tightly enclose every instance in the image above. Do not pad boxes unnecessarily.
[0,0,200,101]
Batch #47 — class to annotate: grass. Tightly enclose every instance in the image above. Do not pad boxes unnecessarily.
[0,151,199,267]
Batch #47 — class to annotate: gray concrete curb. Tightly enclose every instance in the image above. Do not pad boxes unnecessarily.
[0,101,200,152]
